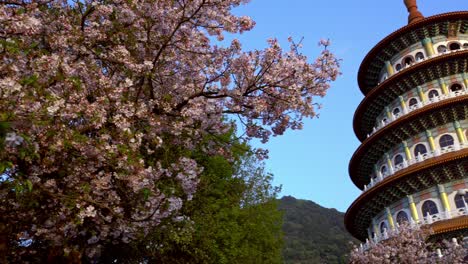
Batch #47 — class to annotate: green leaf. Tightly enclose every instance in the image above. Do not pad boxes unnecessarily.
[0,161,13,174]
[26,180,33,192]
[81,183,91,194]
[142,188,151,201]
[19,75,38,86]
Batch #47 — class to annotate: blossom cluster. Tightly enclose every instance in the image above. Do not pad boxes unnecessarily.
[0,0,339,260]
[349,223,467,263]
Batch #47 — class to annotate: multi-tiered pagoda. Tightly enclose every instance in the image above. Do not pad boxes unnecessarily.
[345,0,468,247]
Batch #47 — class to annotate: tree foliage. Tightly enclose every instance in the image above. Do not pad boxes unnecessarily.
[0,0,339,261]
[99,136,283,263]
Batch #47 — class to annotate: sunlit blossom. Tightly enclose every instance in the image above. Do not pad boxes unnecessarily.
[0,0,339,260]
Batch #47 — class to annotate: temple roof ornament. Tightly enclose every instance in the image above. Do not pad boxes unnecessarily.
[404,0,424,24]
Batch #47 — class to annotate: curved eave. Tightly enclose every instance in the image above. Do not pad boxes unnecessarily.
[357,11,468,94]
[353,50,468,141]
[431,216,468,235]
[349,95,468,189]
[345,150,468,240]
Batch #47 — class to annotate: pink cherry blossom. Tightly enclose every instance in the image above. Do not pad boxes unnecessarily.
[0,0,339,260]
[350,223,467,263]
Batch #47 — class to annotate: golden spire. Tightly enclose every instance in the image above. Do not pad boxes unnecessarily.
[404,0,424,24]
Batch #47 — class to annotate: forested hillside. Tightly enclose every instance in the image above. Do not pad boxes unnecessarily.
[280,196,357,264]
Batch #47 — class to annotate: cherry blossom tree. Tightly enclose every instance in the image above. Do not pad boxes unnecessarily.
[349,223,467,264]
[0,0,339,261]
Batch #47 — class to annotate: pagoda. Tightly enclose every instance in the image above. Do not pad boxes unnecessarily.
[345,0,468,247]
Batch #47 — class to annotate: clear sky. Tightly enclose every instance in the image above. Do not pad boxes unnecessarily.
[230,0,468,212]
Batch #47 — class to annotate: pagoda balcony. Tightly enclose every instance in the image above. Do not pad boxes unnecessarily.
[377,46,468,85]
[358,207,468,252]
[363,141,468,192]
[368,88,468,138]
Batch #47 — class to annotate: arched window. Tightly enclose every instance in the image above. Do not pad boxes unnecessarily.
[450,83,463,92]
[422,200,439,216]
[396,211,409,224]
[382,118,388,124]
[380,165,387,175]
[449,42,461,51]
[455,194,468,209]
[395,64,402,71]
[428,89,439,99]
[394,154,404,166]
[408,98,419,107]
[437,45,447,54]
[380,222,387,234]
[415,52,425,61]
[464,43,468,49]
[414,144,427,156]
[439,134,454,148]
[404,57,414,66]
[392,108,401,116]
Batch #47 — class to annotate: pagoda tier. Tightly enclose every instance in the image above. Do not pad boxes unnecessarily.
[350,101,468,189]
[347,153,468,240]
[353,52,468,142]
[358,12,468,94]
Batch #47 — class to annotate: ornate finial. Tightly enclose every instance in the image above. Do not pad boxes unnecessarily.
[404,0,424,24]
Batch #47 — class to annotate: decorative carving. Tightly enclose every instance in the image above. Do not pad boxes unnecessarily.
[404,0,424,24]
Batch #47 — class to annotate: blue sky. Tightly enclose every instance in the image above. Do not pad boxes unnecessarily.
[231,0,468,212]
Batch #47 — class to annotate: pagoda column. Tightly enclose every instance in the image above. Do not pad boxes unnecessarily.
[374,164,382,180]
[403,141,412,161]
[426,130,436,151]
[421,38,435,57]
[399,96,408,114]
[372,219,379,237]
[438,184,451,213]
[386,154,394,174]
[417,86,426,103]
[407,195,419,222]
[386,208,395,229]
[454,121,466,144]
[463,73,468,89]
[385,107,392,120]
[385,61,395,76]
[438,78,449,95]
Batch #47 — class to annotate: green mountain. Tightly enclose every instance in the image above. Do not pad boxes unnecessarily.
[279,196,357,264]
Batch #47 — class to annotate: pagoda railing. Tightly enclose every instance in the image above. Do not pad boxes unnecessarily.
[363,141,468,192]
[358,206,468,252]
[393,48,465,74]
[368,88,468,138]
[376,47,468,87]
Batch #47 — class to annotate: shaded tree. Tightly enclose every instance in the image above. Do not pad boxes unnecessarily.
[99,134,283,263]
